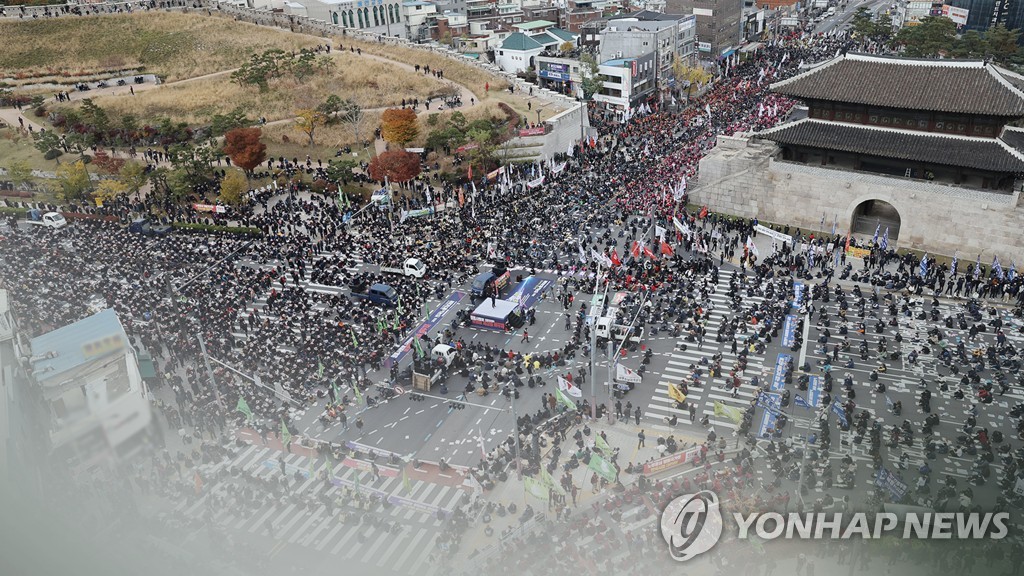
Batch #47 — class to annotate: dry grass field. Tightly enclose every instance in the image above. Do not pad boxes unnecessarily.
[0,12,321,81]
[91,51,447,126]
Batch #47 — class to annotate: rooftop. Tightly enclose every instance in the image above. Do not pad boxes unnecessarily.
[502,32,544,51]
[756,118,1024,174]
[771,53,1024,117]
[30,309,128,384]
[516,19,557,30]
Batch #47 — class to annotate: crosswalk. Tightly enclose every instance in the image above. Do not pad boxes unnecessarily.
[645,274,772,433]
[178,444,466,575]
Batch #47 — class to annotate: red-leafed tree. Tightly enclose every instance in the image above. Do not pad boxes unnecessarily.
[92,149,125,175]
[368,150,421,183]
[222,127,267,177]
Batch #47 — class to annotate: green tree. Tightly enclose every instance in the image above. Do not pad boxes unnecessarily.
[33,130,62,158]
[290,49,319,82]
[55,160,92,201]
[326,157,359,185]
[4,161,32,188]
[579,53,603,100]
[851,7,875,40]
[985,24,1022,63]
[219,169,248,206]
[210,107,253,137]
[465,127,498,173]
[447,111,468,132]
[893,16,957,57]
[425,126,466,153]
[873,12,893,43]
[952,30,989,59]
[231,49,289,92]
[168,141,218,189]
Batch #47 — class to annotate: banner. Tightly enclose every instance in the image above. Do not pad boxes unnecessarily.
[667,382,687,404]
[588,453,617,482]
[193,203,227,213]
[550,161,567,175]
[642,446,700,475]
[753,224,791,245]
[518,126,546,137]
[526,175,545,189]
[557,375,582,398]
[525,476,550,501]
[876,467,908,501]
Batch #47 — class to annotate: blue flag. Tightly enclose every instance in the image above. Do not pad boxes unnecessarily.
[794,394,812,410]
[1009,261,1017,281]
[876,467,908,501]
[880,227,889,250]
[871,222,880,246]
[919,254,928,278]
[830,401,848,427]
[993,256,1003,280]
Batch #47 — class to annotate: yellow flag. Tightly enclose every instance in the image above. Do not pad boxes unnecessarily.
[668,383,687,404]
[713,400,744,425]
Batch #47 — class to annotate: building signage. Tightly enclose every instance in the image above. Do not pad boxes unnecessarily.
[518,126,546,136]
[698,41,712,52]
[539,70,569,81]
[941,4,969,24]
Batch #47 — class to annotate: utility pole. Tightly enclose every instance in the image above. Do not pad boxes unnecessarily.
[196,332,224,408]
[510,388,523,480]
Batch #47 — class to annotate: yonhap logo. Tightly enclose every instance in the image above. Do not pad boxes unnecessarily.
[660,491,723,561]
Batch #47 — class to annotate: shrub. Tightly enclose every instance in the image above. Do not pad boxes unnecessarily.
[80,154,92,165]
[33,105,46,118]
[43,149,62,160]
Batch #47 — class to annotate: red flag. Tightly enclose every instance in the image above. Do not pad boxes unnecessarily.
[630,241,641,258]
[468,163,473,181]
[643,243,657,259]
[590,137,596,148]
[844,231,851,253]
[610,250,621,267]
[699,205,709,219]
[660,241,674,256]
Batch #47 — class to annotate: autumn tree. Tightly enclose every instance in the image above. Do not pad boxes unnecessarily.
[295,108,328,146]
[673,56,712,103]
[380,108,419,146]
[222,127,268,177]
[219,169,248,206]
[92,150,125,175]
[55,160,93,201]
[93,179,128,206]
[367,150,422,183]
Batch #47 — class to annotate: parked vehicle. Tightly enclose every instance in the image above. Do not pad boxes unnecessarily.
[380,257,427,278]
[23,209,67,229]
[350,283,399,306]
[471,265,510,299]
[128,217,171,236]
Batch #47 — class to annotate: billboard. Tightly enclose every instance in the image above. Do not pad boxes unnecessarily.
[942,4,969,24]
[698,41,712,52]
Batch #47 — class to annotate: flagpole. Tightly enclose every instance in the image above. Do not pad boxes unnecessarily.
[589,261,602,420]
[510,386,523,480]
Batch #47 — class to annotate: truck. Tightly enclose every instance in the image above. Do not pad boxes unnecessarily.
[128,217,172,236]
[350,282,399,306]
[431,344,458,367]
[24,209,67,229]
[380,257,427,279]
[595,317,644,344]
[471,265,511,299]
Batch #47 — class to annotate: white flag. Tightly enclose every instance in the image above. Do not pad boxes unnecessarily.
[655,225,667,241]
[578,243,587,264]
[746,235,759,258]
[672,217,690,236]
[615,364,642,384]
[558,376,582,398]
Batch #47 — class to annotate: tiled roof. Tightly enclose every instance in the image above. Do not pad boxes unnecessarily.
[756,119,1024,173]
[501,32,543,51]
[771,54,1024,117]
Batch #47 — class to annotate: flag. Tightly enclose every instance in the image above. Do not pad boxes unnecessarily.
[353,379,364,404]
[541,468,566,495]
[458,188,465,207]
[588,453,617,482]
[630,240,641,258]
[525,475,550,502]
[610,249,621,267]
[236,396,254,422]
[555,388,577,411]
[831,214,837,236]
[595,433,612,455]
[616,364,642,384]
[699,205,708,219]
[193,470,204,495]
[885,395,895,410]
[713,400,744,425]
[412,337,424,358]
[318,359,324,379]
[351,329,359,347]
[558,375,582,398]
[844,230,851,253]
[397,294,403,315]
[308,453,316,478]
[1009,261,1017,281]
[951,252,959,276]
[667,382,687,404]
[578,243,587,264]
[280,417,292,446]
[592,248,612,268]
[872,222,880,246]
[672,217,690,236]
[403,467,412,494]
[830,401,849,427]
[745,236,759,258]
[974,254,981,280]
[880,227,889,250]
[660,240,674,256]
[332,381,341,404]
[673,177,687,201]
[794,394,811,410]
[655,225,667,241]
[919,253,928,278]
[705,103,711,118]
[643,241,656,260]
[993,256,1003,280]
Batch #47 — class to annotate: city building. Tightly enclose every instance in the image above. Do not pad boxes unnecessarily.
[292,0,403,32]
[536,55,585,96]
[496,21,578,72]
[402,0,439,40]
[694,53,1024,257]
[28,309,155,479]
[945,0,1024,34]
[593,51,658,120]
[891,0,944,27]
[666,0,743,63]
[598,11,697,100]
